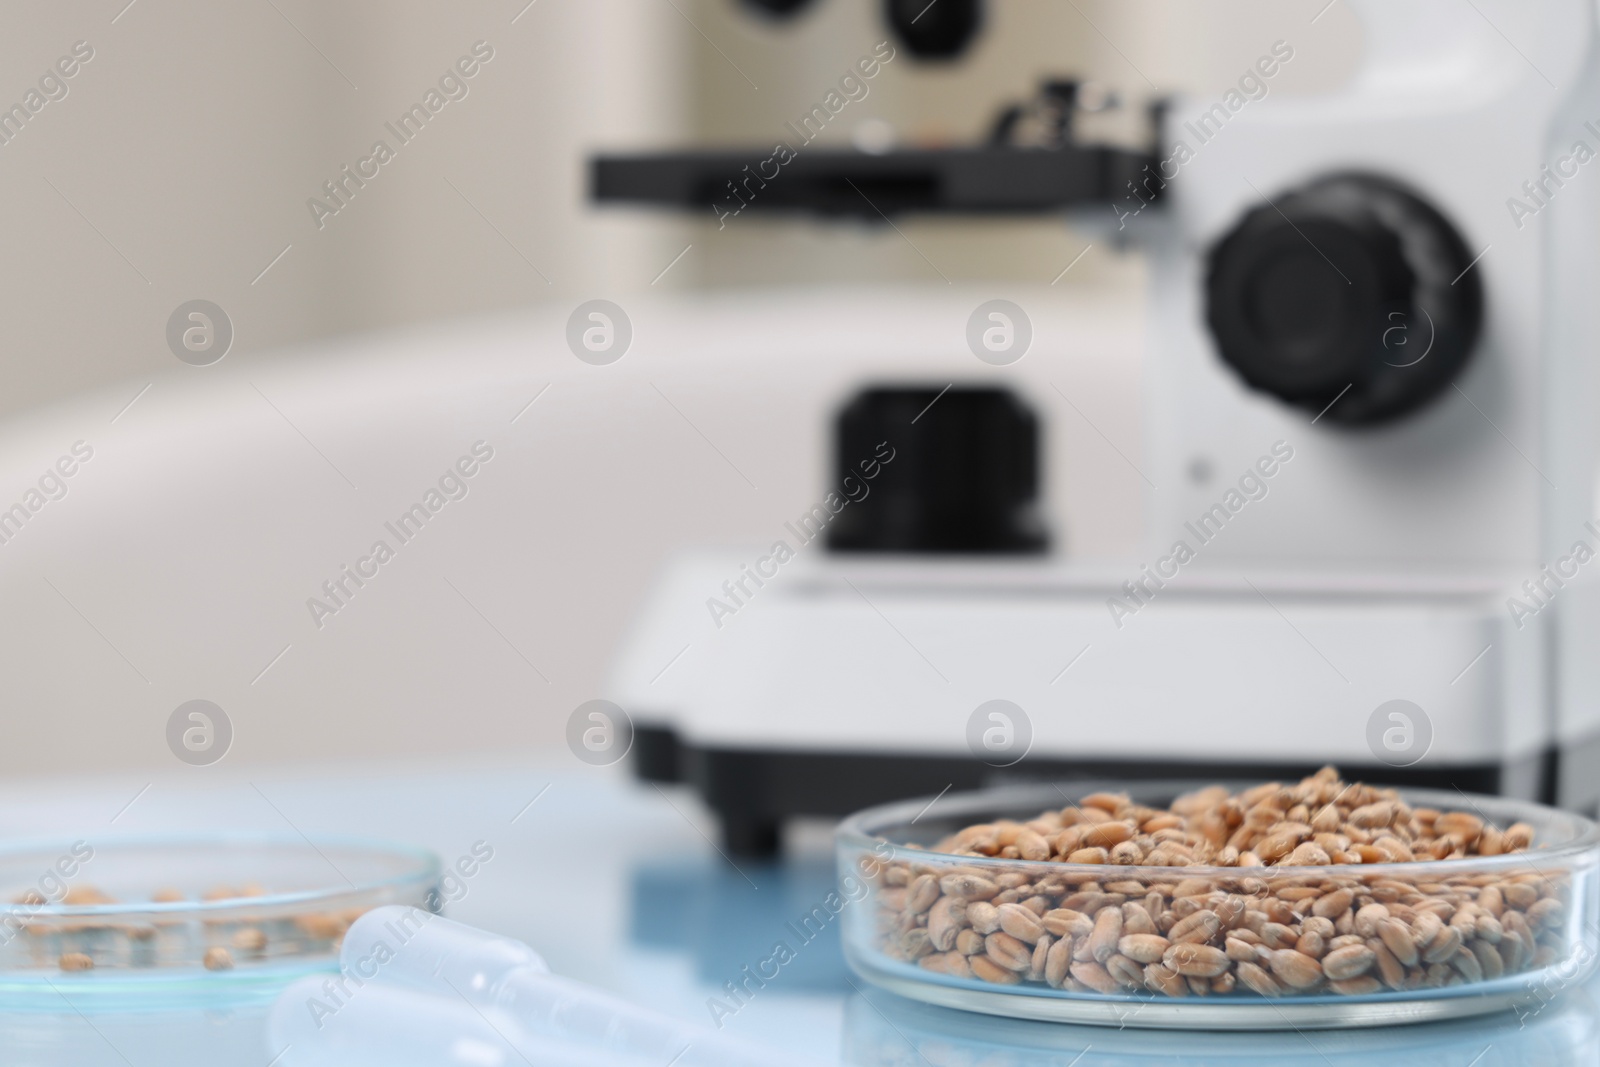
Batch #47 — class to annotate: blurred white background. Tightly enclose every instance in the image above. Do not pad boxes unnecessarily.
[0,0,1364,774]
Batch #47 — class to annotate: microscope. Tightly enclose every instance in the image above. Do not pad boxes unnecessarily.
[597,0,1600,853]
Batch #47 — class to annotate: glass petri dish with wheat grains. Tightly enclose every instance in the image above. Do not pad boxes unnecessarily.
[0,833,441,1009]
[835,768,1600,1029]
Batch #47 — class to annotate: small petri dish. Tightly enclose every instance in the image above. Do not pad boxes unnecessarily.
[836,782,1600,1030]
[0,833,441,1010]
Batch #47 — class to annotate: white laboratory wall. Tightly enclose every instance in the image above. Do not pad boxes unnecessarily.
[0,0,691,421]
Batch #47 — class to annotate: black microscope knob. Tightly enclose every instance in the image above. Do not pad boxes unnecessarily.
[884,0,983,59]
[1205,174,1483,425]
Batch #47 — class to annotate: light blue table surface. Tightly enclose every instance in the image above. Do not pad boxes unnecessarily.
[0,756,1594,1065]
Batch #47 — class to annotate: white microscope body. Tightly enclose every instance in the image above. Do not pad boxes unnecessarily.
[606,0,1600,850]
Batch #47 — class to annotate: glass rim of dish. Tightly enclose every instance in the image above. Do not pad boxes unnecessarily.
[0,831,441,919]
[835,780,1600,877]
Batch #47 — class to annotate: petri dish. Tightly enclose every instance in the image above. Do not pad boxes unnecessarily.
[836,782,1600,1029]
[0,833,440,1010]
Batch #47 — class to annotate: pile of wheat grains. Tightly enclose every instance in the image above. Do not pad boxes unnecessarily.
[875,767,1569,997]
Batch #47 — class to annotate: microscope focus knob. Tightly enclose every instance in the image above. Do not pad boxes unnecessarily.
[885,0,983,59]
[1204,174,1483,425]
